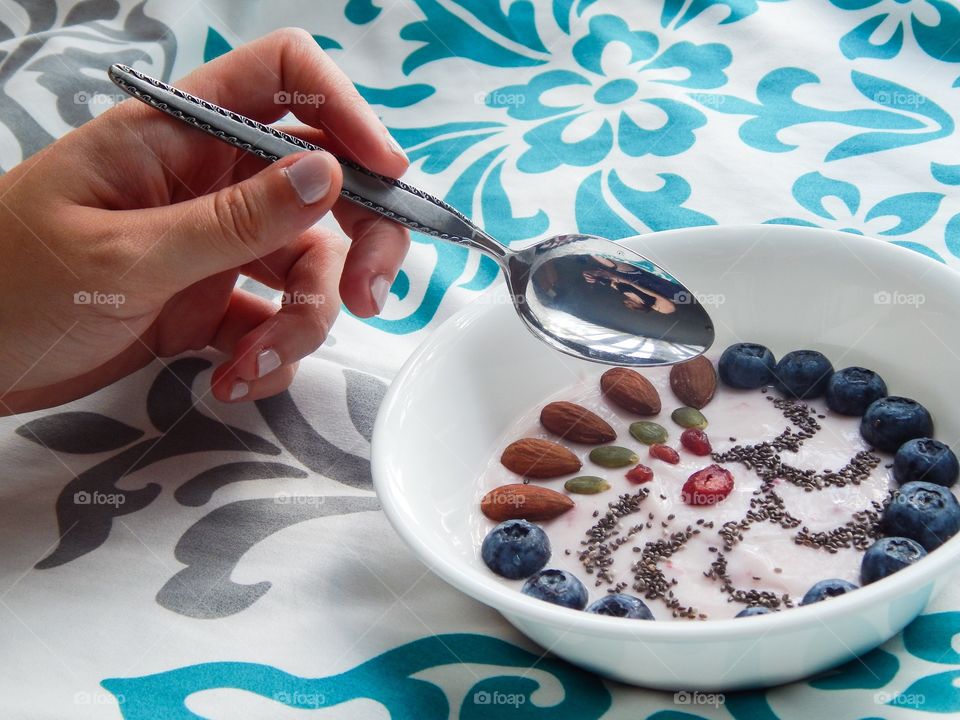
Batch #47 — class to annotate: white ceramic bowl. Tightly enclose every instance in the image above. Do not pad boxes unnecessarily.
[371,224,960,690]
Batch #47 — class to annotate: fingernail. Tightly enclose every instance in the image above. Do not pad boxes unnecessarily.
[286,152,332,205]
[256,348,282,378]
[370,274,391,313]
[386,132,407,161]
[229,381,249,401]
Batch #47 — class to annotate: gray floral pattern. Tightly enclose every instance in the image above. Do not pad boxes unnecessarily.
[0,0,175,166]
[15,355,386,619]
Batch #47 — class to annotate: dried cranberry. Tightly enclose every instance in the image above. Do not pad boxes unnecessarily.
[682,465,734,506]
[649,444,680,464]
[626,464,654,484]
[680,428,712,456]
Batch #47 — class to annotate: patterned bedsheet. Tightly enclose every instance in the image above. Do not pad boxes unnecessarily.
[1,1,959,717]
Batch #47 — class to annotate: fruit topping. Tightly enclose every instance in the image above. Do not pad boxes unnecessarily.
[881,480,960,550]
[521,569,588,609]
[800,578,858,605]
[860,537,927,584]
[625,464,654,484]
[860,397,934,453]
[681,464,734,505]
[774,349,834,399]
[893,438,958,488]
[718,343,776,389]
[481,519,551,579]
[650,444,680,465]
[825,366,887,416]
[680,428,712,456]
[586,593,655,619]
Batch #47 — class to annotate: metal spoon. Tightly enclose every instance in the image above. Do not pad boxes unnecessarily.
[108,64,714,365]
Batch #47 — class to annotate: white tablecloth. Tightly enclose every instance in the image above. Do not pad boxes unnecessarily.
[2,1,959,717]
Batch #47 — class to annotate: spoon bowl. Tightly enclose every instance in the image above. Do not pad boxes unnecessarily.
[508,233,714,364]
[108,64,714,364]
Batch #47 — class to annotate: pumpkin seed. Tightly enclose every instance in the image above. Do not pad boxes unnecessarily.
[589,445,639,468]
[564,476,611,494]
[629,421,668,445]
[671,406,708,429]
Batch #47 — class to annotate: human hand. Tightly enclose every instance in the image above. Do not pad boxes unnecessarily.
[0,28,409,415]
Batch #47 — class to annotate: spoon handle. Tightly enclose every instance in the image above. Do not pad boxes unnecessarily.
[107,64,507,258]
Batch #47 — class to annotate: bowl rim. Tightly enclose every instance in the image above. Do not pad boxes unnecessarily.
[372,223,960,640]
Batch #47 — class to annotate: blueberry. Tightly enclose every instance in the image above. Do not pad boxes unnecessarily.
[826,366,888,416]
[481,519,550,580]
[585,593,654,619]
[894,438,959,488]
[860,397,934,453]
[774,350,834,399]
[860,537,927,584]
[881,481,960,551]
[718,343,777,389]
[735,606,773,618]
[800,578,858,605]
[521,569,588,609]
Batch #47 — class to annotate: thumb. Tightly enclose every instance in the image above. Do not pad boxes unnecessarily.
[130,151,342,289]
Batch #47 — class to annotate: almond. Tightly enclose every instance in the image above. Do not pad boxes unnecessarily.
[540,401,616,444]
[670,355,717,409]
[500,438,582,479]
[480,483,574,521]
[600,367,661,416]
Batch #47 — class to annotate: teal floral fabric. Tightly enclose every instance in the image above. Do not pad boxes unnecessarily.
[271,0,959,335]
[0,0,958,718]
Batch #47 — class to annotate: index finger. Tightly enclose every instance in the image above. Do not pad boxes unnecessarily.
[176,27,407,178]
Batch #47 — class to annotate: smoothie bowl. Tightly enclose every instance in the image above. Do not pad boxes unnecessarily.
[371,224,960,690]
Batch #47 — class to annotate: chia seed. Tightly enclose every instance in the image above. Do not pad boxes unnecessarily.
[631,525,701,619]
[706,552,794,609]
[577,489,649,586]
[794,494,892,552]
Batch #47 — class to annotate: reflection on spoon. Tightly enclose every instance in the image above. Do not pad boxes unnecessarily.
[510,235,713,365]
